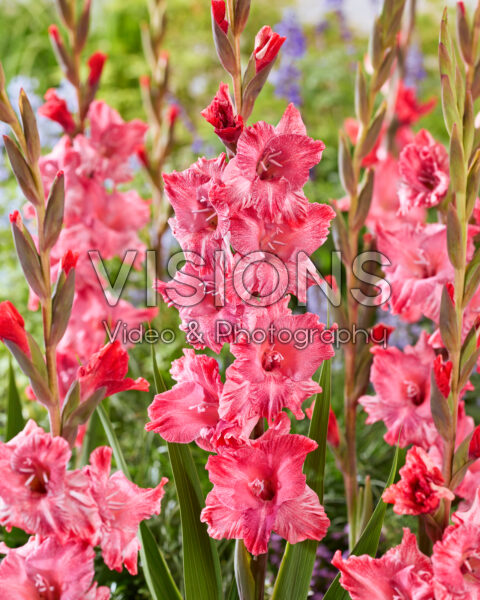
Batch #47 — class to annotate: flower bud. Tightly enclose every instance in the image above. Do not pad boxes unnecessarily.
[87,51,107,87]
[253,26,286,73]
[433,355,453,398]
[469,425,480,459]
[201,82,244,148]
[38,89,75,133]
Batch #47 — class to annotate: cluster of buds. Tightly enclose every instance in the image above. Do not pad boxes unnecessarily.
[45,0,107,134]
[208,0,285,154]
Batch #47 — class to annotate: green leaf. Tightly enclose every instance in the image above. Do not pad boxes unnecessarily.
[234,540,256,600]
[323,444,400,600]
[6,361,24,441]
[152,345,223,600]
[271,359,331,600]
[139,521,183,600]
[96,404,182,600]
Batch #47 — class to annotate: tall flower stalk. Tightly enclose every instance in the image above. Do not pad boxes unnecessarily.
[438,1,480,526]
[335,0,407,547]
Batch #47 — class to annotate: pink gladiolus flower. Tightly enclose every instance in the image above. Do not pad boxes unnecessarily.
[432,524,480,599]
[253,26,286,73]
[84,446,167,575]
[395,81,436,126]
[201,432,330,555]
[0,536,110,600]
[146,350,256,450]
[146,350,224,445]
[382,446,454,515]
[77,341,149,402]
[332,528,434,600]
[0,421,100,543]
[38,89,76,133]
[201,83,244,147]
[0,300,30,356]
[376,223,455,323]
[338,155,426,230]
[359,332,438,448]
[229,202,335,302]
[398,130,449,214]
[163,154,230,266]
[219,297,334,426]
[224,103,325,222]
[84,100,148,183]
[156,261,256,353]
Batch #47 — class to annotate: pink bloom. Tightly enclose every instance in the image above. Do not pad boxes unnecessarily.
[398,130,449,214]
[224,104,325,222]
[0,421,99,543]
[38,89,76,133]
[201,83,244,147]
[395,81,436,126]
[156,262,256,353]
[432,524,480,599]
[253,26,286,73]
[219,297,334,426]
[338,156,426,231]
[382,446,454,515]
[77,341,149,402]
[332,528,434,600]
[146,350,256,450]
[84,446,167,574]
[452,485,480,527]
[0,536,109,600]
[201,432,329,555]
[163,155,230,266]
[0,301,30,356]
[359,332,438,448]
[87,52,107,87]
[211,0,228,33]
[85,100,148,183]
[146,350,223,445]
[229,202,335,302]
[376,223,454,323]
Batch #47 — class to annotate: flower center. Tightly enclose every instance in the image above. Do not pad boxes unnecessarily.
[256,149,283,180]
[248,477,276,501]
[461,554,480,582]
[34,574,57,600]
[262,350,283,372]
[193,195,218,229]
[17,457,50,494]
[403,380,423,406]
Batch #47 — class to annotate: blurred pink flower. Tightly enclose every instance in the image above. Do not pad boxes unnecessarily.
[398,130,449,215]
[84,446,167,575]
[359,332,438,448]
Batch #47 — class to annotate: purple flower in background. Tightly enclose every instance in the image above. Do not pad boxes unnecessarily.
[275,9,306,59]
[271,10,306,106]
[404,43,427,88]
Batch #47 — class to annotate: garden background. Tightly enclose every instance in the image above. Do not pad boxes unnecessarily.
[0,0,475,597]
